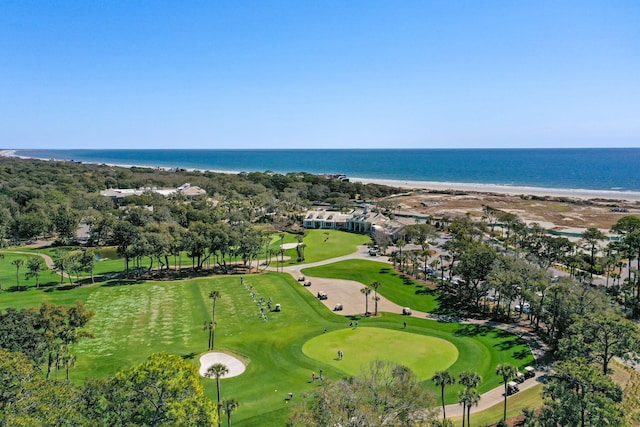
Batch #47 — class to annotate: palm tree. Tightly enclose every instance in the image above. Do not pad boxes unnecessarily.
[279,233,285,272]
[459,388,480,427]
[221,399,239,427]
[496,363,518,422]
[360,286,372,315]
[209,290,220,349]
[0,253,4,290]
[456,370,482,427]
[26,256,45,289]
[206,363,229,427]
[204,320,214,349]
[432,370,455,420]
[12,258,24,290]
[458,370,482,390]
[370,281,381,315]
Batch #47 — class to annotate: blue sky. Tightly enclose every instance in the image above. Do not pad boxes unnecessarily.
[1,1,639,149]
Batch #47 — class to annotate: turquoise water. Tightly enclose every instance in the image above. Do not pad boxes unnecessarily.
[11,148,640,192]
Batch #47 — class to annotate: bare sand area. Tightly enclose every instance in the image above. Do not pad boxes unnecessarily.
[353,178,640,232]
[199,352,246,378]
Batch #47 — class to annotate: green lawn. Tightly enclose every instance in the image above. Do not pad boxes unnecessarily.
[0,251,57,290]
[0,268,533,426]
[0,231,536,426]
[303,327,458,379]
[278,229,371,265]
[302,259,440,313]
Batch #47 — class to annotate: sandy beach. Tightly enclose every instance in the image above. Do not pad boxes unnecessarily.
[352,177,640,202]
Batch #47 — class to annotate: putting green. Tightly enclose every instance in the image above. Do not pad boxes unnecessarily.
[302,327,458,380]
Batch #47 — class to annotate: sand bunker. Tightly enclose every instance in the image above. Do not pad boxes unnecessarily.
[199,352,246,378]
[280,242,300,249]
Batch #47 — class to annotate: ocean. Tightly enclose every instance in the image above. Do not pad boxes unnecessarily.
[8,148,640,194]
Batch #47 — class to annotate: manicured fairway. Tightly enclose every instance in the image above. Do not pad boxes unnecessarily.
[0,269,534,426]
[303,327,458,379]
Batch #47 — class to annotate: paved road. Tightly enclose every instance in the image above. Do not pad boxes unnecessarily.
[276,245,550,418]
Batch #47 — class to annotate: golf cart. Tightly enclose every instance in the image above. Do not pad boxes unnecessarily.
[333,303,343,311]
[402,307,412,315]
[317,291,328,300]
[524,366,535,378]
[507,381,520,395]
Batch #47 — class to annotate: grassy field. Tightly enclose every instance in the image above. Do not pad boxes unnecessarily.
[0,251,60,290]
[302,259,440,313]
[0,230,536,426]
[0,269,533,426]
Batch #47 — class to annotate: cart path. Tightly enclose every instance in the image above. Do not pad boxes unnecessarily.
[277,245,550,418]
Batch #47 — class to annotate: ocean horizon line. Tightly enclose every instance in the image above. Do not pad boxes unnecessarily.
[4,149,640,201]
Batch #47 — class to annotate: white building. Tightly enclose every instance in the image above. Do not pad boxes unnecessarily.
[303,207,405,238]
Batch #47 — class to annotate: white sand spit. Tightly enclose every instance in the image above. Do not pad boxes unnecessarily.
[199,352,246,378]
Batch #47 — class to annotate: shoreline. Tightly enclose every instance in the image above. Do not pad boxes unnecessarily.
[352,177,640,202]
[3,149,640,202]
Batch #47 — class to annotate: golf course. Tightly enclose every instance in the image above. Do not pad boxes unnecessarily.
[0,229,536,426]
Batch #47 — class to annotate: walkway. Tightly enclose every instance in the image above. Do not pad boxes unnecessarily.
[277,245,550,418]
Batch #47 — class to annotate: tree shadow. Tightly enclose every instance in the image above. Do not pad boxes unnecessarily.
[181,352,197,360]
[512,349,530,360]
[56,284,81,291]
[454,324,493,337]
[415,287,436,296]
[494,337,521,351]
[101,279,145,287]
[4,285,27,292]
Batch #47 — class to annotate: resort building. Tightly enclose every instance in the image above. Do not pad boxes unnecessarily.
[100,183,206,201]
[303,207,405,239]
